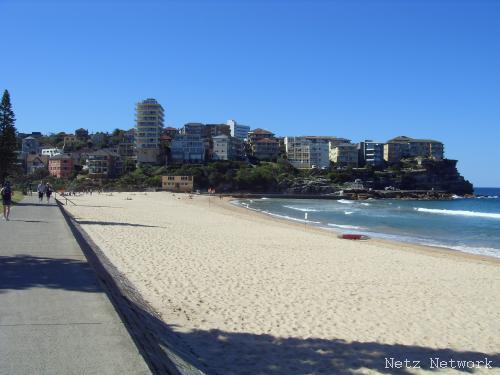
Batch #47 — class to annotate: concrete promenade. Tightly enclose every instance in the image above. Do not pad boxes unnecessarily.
[0,196,151,374]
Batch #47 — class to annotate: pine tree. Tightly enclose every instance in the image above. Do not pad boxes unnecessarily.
[0,90,18,184]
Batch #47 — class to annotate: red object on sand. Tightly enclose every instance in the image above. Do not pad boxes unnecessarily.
[339,234,369,240]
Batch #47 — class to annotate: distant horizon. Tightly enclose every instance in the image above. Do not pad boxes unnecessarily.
[2,1,499,186]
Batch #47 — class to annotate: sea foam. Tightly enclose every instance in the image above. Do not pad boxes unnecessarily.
[327,223,364,230]
[338,199,354,204]
[415,207,500,220]
[263,211,321,224]
[284,205,320,212]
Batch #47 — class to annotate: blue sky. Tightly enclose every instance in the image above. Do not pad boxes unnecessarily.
[1,0,499,186]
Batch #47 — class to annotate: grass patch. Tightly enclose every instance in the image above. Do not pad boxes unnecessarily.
[11,191,24,204]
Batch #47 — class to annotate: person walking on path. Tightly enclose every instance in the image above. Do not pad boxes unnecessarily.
[28,182,33,196]
[37,181,46,203]
[1,181,13,221]
[45,183,53,203]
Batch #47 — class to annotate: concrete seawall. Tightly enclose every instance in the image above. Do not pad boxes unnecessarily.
[56,199,208,375]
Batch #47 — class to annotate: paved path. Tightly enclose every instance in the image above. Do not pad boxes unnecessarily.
[0,196,151,375]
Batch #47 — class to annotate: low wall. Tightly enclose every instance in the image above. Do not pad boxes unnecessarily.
[56,199,209,375]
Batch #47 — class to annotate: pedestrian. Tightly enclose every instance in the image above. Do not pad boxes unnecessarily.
[46,183,53,203]
[28,182,33,196]
[37,181,46,202]
[1,181,13,221]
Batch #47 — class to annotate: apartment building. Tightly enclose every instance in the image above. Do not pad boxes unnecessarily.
[161,175,194,192]
[283,136,352,169]
[358,140,385,167]
[48,154,74,179]
[87,149,122,179]
[330,143,359,167]
[117,130,135,171]
[135,98,164,164]
[212,135,244,160]
[384,136,444,164]
[284,136,331,169]
[227,120,250,140]
[247,128,279,160]
[252,138,279,160]
[180,123,204,136]
[170,123,205,163]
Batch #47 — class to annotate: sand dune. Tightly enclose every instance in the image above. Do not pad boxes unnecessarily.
[64,192,500,374]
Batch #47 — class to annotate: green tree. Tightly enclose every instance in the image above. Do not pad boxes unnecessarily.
[0,90,18,183]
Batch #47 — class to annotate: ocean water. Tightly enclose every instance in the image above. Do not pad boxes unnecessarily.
[233,187,500,259]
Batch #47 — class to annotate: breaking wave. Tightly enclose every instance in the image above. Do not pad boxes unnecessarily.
[338,199,354,204]
[284,205,320,212]
[327,223,364,230]
[415,207,500,220]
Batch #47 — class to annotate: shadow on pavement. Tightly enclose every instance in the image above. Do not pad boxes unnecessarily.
[0,255,101,294]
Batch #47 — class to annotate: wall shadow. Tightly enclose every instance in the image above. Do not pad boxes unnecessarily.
[174,328,500,374]
[76,220,162,228]
[111,291,500,375]
[0,255,101,294]
[9,219,48,223]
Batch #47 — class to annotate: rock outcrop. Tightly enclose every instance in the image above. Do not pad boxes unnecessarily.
[276,159,473,196]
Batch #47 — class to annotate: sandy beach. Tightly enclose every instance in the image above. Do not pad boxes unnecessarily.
[62,192,500,374]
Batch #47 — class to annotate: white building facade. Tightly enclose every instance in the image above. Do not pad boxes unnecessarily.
[227,119,250,140]
[41,148,63,158]
[284,136,332,169]
[135,98,164,164]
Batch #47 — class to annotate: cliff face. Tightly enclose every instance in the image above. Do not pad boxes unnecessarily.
[385,159,473,195]
[278,159,473,196]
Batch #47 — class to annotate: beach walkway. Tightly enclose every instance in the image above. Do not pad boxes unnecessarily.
[0,196,150,375]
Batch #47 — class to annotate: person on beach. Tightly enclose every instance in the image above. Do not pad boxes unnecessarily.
[45,183,53,203]
[1,181,13,221]
[37,181,45,202]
